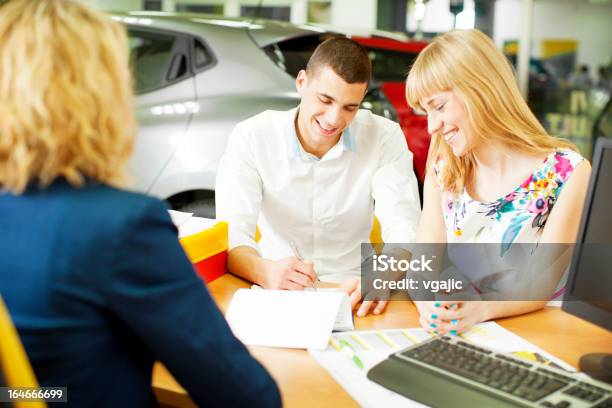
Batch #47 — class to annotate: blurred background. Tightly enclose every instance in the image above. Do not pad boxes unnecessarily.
[4,0,609,216]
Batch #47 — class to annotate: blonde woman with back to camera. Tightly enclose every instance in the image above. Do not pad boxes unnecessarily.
[405,29,591,336]
[0,1,280,407]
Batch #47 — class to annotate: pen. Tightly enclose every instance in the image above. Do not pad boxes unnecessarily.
[290,241,318,291]
[338,339,364,369]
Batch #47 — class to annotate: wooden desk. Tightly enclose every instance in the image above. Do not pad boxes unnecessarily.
[152,274,612,408]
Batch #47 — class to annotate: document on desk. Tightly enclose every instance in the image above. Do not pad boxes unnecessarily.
[167,210,192,227]
[250,285,355,332]
[309,322,575,408]
[306,287,354,331]
[226,288,349,349]
[167,210,219,238]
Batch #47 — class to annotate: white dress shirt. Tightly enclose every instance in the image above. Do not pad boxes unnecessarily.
[215,107,421,282]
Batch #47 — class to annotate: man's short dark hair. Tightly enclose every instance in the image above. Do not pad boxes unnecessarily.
[306,37,371,84]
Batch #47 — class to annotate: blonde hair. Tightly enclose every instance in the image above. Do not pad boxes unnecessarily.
[0,0,136,194]
[406,29,576,193]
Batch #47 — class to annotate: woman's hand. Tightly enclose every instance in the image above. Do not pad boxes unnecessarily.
[338,277,389,317]
[414,300,490,335]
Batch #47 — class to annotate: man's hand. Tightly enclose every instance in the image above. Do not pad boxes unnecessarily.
[338,277,389,317]
[260,256,317,290]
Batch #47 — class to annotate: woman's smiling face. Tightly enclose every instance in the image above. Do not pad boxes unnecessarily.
[420,90,475,157]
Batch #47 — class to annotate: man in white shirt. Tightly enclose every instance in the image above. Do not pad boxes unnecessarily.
[216,37,420,316]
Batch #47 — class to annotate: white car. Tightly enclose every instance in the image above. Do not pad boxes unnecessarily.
[116,12,396,217]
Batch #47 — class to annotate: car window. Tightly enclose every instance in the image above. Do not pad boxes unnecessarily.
[262,34,337,78]
[128,29,177,93]
[367,49,419,83]
[264,35,418,85]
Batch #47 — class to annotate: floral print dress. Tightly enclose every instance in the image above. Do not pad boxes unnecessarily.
[435,149,584,299]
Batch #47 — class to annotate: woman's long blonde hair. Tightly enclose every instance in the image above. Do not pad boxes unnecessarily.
[406,29,576,193]
[0,0,136,194]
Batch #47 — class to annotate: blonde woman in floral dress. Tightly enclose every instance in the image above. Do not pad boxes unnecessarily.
[405,29,591,335]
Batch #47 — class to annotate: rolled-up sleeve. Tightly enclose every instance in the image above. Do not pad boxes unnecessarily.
[371,126,421,243]
[215,123,263,252]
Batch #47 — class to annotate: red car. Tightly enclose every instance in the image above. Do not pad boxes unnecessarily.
[352,35,430,185]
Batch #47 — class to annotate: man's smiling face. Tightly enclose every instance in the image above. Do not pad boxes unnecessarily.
[295,65,367,154]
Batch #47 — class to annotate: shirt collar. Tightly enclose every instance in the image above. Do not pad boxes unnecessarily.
[286,107,357,160]
[286,107,302,158]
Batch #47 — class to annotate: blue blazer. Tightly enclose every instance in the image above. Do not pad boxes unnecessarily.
[0,179,280,408]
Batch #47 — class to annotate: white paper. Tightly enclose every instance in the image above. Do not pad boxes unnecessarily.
[176,216,218,238]
[304,287,354,331]
[309,322,575,408]
[333,294,354,331]
[251,285,354,332]
[226,288,345,349]
[167,210,192,227]
[310,328,432,408]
